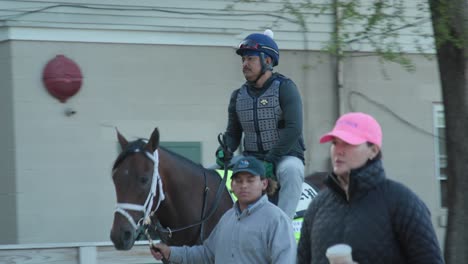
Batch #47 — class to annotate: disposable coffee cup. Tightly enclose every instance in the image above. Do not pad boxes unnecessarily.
[326,244,353,264]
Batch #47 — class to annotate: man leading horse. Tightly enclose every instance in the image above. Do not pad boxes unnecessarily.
[151,156,297,263]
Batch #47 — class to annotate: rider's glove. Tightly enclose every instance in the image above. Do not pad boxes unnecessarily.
[263,161,275,180]
[215,147,233,167]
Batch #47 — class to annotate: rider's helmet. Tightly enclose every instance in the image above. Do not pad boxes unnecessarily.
[236,29,279,67]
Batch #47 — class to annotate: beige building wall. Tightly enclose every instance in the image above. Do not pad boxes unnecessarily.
[4,40,337,244]
[2,39,445,245]
[0,0,445,248]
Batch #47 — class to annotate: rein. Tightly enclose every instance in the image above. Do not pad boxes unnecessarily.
[152,161,229,242]
[113,138,230,246]
[151,133,230,242]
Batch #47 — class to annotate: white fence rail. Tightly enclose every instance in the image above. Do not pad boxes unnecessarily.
[0,241,161,264]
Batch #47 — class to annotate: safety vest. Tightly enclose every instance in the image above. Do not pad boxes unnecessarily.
[236,79,283,152]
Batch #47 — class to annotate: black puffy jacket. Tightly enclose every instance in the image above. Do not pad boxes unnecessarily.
[297,159,444,264]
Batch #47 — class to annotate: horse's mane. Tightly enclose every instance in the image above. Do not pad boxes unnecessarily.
[113,138,219,178]
[160,146,220,179]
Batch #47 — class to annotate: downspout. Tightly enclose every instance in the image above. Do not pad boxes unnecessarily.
[301,27,311,172]
[333,0,345,115]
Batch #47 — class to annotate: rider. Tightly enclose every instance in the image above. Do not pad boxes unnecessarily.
[216,29,306,219]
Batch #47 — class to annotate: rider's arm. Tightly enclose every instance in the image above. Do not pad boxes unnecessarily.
[224,89,242,152]
[264,79,303,164]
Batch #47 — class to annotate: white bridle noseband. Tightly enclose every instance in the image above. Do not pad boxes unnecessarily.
[114,149,165,232]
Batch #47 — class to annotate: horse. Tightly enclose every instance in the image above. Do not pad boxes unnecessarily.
[110,127,327,251]
[110,128,233,250]
[304,171,328,191]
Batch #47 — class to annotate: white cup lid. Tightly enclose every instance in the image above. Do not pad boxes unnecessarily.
[326,244,352,258]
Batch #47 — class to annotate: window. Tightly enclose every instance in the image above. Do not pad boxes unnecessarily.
[433,104,447,207]
[160,142,201,163]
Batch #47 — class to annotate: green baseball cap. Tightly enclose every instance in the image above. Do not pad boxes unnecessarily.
[232,156,265,178]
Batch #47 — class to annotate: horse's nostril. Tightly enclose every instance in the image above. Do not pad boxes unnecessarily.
[123,230,132,241]
[111,232,124,250]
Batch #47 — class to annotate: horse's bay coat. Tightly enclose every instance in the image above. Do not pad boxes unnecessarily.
[169,195,296,264]
[111,129,234,250]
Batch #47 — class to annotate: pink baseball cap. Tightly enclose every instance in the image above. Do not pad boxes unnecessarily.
[319,112,382,148]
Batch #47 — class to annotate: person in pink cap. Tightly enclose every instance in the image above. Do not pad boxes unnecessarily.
[297,112,444,264]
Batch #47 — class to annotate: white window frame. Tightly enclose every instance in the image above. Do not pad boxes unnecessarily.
[433,104,446,180]
[433,103,449,211]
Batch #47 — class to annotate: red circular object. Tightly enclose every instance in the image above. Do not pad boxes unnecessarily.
[43,55,83,103]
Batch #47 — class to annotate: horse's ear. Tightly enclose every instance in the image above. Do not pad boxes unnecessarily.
[145,128,160,152]
[116,128,128,149]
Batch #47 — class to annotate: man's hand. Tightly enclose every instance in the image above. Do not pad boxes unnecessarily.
[215,147,233,167]
[150,242,171,261]
[263,161,275,179]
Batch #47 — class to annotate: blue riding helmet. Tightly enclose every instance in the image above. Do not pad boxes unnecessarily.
[236,32,279,66]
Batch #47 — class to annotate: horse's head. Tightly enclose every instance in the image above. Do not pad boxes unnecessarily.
[110,128,162,250]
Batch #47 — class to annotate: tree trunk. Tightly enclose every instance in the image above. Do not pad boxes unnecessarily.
[429,0,468,263]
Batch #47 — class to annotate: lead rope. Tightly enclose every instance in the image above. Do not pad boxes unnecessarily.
[140,150,169,263]
[151,133,230,241]
[151,162,230,238]
[145,228,170,264]
[199,171,209,242]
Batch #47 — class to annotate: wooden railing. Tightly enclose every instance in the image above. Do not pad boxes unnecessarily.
[0,241,161,264]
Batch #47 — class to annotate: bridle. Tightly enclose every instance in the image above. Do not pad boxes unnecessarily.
[149,134,230,243]
[113,146,165,236]
[113,135,230,245]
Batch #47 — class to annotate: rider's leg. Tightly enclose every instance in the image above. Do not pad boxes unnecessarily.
[275,156,305,219]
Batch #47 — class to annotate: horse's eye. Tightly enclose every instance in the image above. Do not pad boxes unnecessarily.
[139,176,150,185]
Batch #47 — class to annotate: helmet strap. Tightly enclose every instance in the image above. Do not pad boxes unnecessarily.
[260,52,273,73]
[247,52,272,87]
